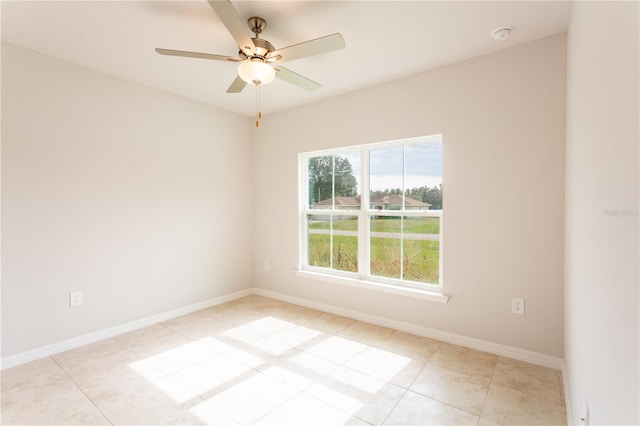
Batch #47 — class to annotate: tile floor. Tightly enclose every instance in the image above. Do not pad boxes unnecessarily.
[1,295,567,425]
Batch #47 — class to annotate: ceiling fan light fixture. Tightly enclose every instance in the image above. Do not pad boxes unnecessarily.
[238,59,275,85]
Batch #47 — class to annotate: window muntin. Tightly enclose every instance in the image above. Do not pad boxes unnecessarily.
[307,152,360,210]
[369,216,402,279]
[369,216,440,284]
[307,214,358,272]
[301,136,443,289]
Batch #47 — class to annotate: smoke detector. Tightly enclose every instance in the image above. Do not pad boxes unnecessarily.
[491,26,512,41]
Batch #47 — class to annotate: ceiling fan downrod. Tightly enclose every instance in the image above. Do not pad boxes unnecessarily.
[247,16,266,37]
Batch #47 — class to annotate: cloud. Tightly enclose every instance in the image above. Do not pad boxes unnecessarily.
[314,141,443,193]
[370,142,442,177]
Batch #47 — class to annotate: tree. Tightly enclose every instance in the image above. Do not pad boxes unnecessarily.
[382,184,443,209]
[308,155,358,204]
[422,184,443,209]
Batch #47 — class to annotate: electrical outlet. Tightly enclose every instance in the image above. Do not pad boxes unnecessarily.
[264,260,271,271]
[69,291,83,307]
[511,297,524,315]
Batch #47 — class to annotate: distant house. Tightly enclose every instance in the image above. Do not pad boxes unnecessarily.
[313,196,361,210]
[365,194,431,211]
[313,194,431,210]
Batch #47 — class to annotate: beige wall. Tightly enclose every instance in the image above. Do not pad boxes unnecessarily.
[253,35,566,358]
[2,35,568,362]
[1,43,254,357]
[564,2,639,424]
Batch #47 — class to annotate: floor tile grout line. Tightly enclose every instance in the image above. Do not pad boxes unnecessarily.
[9,296,565,425]
[404,340,440,390]
[476,351,500,424]
[194,365,301,426]
[298,329,434,426]
[49,355,115,426]
[393,341,496,421]
[128,317,285,379]
[297,381,377,426]
[489,357,566,406]
[51,341,214,424]
[407,363,485,421]
[379,387,410,426]
[279,304,458,424]
[290,315,407,425]
[140,317,345,422]
[488,381,567,406]
[248,385,306,425]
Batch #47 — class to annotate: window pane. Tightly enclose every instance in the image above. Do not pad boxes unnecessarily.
[370,146,403,211]
[335,152,360,210]
[308,153,360,210]
[404,142,443,210]
[308,215,358,272]
[308,214,331,268]
[308,155,333,209]
[402,216,440,285]
[370,216,401,279]
[332,216,358,272]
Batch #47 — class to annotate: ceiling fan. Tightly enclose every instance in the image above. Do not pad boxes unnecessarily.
[155,0,346,94]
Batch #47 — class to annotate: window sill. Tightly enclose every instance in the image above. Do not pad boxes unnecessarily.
[295,270,449,304]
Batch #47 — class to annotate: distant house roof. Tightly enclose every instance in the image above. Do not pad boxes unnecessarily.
[368,194,430,207]
[315,195,430,208]
[313,196,360,207]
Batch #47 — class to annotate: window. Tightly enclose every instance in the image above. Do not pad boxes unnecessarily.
[299,135,443,293]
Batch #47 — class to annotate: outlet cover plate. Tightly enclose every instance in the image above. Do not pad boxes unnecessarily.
[70,291,83,307]
[511,297,524,315]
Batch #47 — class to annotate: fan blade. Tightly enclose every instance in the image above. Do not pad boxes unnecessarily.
[155,48,239,62]
[207,0,256,55]
[226,75,247,93]
[275,66,321,92]
[268,33,345,63]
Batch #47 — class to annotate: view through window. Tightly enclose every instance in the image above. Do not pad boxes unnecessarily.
[301,135,443,289]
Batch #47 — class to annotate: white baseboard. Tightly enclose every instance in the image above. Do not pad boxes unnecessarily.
[2,286,571,423]
[2,286,563,373]
[254,288,564,370]
[0,288,253,370]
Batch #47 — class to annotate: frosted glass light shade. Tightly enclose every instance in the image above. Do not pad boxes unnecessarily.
[238,60,275,85]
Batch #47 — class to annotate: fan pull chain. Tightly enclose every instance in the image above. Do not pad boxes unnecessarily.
[255,84,262,128]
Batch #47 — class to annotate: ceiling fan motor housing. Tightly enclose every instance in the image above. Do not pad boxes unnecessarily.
[239,37,275,60]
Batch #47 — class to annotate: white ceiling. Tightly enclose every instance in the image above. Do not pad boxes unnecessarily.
[1,1,571,117]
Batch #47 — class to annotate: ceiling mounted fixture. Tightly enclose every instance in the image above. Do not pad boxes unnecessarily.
[155,0,346,127]
[238,59,275,86]
[491,26,512,41]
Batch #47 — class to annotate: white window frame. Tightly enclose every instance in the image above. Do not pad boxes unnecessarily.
[298,135,448,303]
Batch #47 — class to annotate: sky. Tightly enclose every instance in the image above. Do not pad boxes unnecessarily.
[368,175,443,191]
[341,141,443,193]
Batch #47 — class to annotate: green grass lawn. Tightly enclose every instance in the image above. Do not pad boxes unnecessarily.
[308,234,358,272]
[308,233,439,285]
[370,238,439,284]
[308,217,358,231]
